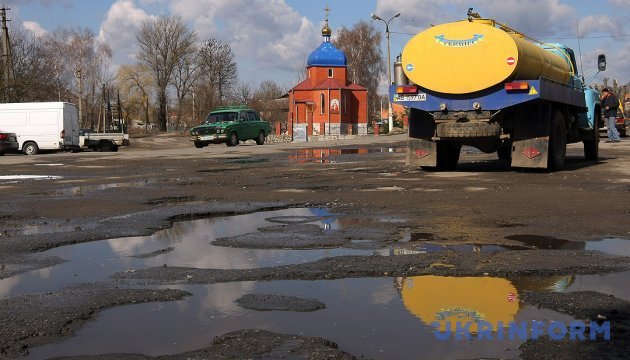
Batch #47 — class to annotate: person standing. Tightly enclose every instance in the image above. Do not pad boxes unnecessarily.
[601,88,621,142]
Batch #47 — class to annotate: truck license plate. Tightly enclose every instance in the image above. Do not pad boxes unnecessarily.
[394,93,427,102]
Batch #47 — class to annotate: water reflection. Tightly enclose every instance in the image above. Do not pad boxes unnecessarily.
[27,276,577,360]
[0,208,372,299]
[287,147,405,164]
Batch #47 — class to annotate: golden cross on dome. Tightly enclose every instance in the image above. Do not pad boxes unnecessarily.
[324,4,330,21]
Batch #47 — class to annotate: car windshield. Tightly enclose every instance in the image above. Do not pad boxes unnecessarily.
[205,112,238,123]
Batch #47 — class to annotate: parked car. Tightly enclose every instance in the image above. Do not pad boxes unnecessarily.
[0,131,19,155]
[190,106,271,147]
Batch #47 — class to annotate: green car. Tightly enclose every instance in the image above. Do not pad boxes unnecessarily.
[190,106,272,148]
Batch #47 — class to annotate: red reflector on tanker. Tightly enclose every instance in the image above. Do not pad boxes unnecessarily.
[414,149,430,159]
[396,85,418,94]
[522,147,541,159]
[505,82,529,91]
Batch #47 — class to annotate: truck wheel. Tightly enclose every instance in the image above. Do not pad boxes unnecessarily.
[226,132,239,147]
[256,130,265,145]
[435,142,461,170]
[23,142,39,155]
[497,146,512,161]
[194,141,205,148]
[548,110,566,171]
[583,113,599,161]
[99,141,114,152]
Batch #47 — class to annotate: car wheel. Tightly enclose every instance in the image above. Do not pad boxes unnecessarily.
[256,130,265,145]
[226,132,239,147]
[23,142,39,155]
[0,152,4,156]
[194,141,205,148]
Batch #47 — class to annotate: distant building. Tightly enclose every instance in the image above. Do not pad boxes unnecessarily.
[287,14,368,140]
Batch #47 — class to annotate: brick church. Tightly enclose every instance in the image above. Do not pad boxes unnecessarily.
[287,14,368,140]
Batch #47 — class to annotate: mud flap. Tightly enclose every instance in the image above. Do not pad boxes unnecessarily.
[511,137,549,169]
[406,139,437,167]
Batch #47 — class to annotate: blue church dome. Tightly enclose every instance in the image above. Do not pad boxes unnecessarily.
[306,18,347,67]
[307,42,347,67]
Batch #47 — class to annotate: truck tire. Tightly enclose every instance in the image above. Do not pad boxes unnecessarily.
[436,142,461,170]
[436,122,501,138]
[256,130,265,145]
[226,132,239,147]
[98,140,116,152]
[497,145,512,161]
[583,113,599,161]
[23,142,39,155]
[194,141,205,148]
[548,110,566,171]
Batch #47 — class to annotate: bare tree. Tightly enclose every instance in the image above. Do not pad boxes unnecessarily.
[231,81,253,105]
[136,15,197,131]
[252,80,286,128]
[2,27,62,102]
[170,44,200,130]
[197,38,237,106]
[333,21,384,120]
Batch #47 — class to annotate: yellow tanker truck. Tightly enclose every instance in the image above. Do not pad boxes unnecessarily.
[392,9,606,170]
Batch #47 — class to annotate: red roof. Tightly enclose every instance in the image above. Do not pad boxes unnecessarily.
[291,78,366,91]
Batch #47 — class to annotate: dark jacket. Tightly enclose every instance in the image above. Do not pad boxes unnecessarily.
[602,92,619,118]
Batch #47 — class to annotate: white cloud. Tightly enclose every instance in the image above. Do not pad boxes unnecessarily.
[169,0,320,74]
[609,0,630,7]
[98,0,155,64]
[22,21,48,37]
[375,0,577,37]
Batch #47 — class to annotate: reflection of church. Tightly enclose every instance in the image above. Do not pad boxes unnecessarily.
[287,12,368,140]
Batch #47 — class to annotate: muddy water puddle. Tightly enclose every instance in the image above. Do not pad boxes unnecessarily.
[3,208,629,359]
[27,276,580,360]
[287,146,405,164]
[506,234,630,256]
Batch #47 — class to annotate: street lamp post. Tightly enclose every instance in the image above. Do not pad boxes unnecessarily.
[371,11,400,134]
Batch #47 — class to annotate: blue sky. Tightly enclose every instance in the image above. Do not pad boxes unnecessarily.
[4,0,629,93]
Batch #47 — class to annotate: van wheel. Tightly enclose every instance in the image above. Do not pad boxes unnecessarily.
[23,142,39,155]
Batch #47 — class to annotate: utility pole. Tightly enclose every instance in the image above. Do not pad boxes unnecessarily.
[1,7,15,102]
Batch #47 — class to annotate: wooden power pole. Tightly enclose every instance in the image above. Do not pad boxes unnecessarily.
[1,7,14,102]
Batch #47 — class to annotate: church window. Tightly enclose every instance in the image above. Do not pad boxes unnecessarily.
[320,93,326,114]
[328,68,333,78]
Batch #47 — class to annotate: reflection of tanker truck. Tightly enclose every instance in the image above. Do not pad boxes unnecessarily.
[391,9,606,170]
[397,275,574,332]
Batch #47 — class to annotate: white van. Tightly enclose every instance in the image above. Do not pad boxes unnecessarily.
[0,102,80,155]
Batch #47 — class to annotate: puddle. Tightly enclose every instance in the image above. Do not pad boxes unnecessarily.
[28,180,156,196]
[223,158,269,164]
[0,208,373,299]
[506,235,630,256]
[26,275,577,360]
[2,208,625,359]
[287,147,405,164]
[564,270,630,302]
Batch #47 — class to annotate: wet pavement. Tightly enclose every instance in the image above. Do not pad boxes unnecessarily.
[26,276,576,360]
[1,208,628,359]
